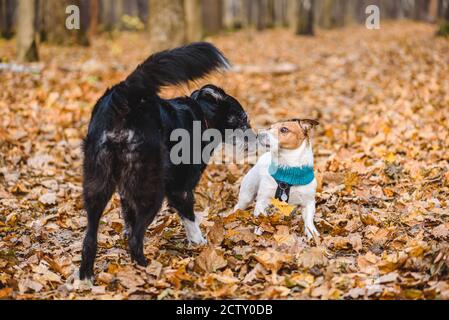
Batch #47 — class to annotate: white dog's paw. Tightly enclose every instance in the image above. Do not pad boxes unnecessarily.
[253,211,266,218]
[183,218,208,246]
[233,205,243,213]
[305,224,320,240]
[253,207,268,218]
[189,234,208,246]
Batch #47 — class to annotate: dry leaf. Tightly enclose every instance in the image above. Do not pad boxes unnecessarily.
[195,247,227,274]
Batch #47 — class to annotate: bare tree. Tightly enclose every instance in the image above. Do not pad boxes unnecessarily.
[17,0,39,61]
[201,0,223,34]
[0,0,15,39]
[89,0,99,38]
[274,0,289,26]
[428,0,439,22]
[149,0,186,51]
[185,0,203,42]
[343,0,358,25]
[100,0,124,31]
[289,0,314,35]
[137,0,149,25]
[413,0,430,20]
[41,0,90,45]
[317,0,333,28]
[437,0,449,35]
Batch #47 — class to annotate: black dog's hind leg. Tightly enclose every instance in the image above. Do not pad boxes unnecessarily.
[120,197,136,239]
[127,202,160,266]
[120,166,164,267]
[167,190,207,245]
[79,162,116,281]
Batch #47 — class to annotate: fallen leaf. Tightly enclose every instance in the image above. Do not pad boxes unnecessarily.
[39,193,57,206]
[195,247,227,274]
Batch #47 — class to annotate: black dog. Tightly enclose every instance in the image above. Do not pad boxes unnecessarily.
[79,43,251,281]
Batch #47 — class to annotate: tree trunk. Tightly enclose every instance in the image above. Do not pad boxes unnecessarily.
[78,0,90,45]
[400,0,415,18]
[343,0,358,25]
[252,0,273,30]
[89,0,99,37]
[318,0,333,28]
[289,0,314,35]
[428,0,439,22]
[223,0,235,28]
[42,0,90,45]
[231,0,248,28]
[413,0,430,20]
[137,0,149,26]
[201,0,223,35]
[331,0,347,28]
[149,0,186,52]
[240,0,251,27]
[437,0,449,35]
[100,0,112,30]
[17,0,39,61]
[1,0,15,38]
[185,0,203,42]
[384,0,401,19]
[43,0,69,43]
[112,0,124,27]
[252,0,264,30]
[0,0,5,37]
[274,0,289,26]
[123,0,135,16]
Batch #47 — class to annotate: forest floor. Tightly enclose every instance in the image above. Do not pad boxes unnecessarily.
[1,22,449,300]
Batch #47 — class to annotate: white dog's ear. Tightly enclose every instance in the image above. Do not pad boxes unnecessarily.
[299,119,319,132]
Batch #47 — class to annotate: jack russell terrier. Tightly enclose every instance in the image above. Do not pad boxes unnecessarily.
[235,119,320,239]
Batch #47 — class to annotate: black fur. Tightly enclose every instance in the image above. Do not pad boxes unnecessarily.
[79,43,251,280]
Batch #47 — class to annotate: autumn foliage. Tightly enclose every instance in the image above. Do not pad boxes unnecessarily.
[0,22,449,300]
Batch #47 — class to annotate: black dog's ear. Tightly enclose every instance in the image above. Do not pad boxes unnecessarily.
[191,90,200,100]
[299,119,319,132]
[199,85,225,101]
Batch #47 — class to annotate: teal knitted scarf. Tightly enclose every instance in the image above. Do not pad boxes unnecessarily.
[269,163,315,186]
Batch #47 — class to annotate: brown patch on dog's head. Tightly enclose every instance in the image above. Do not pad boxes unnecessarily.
[270,119,319,150]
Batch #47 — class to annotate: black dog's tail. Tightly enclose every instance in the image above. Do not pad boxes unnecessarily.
[123,42,230,100]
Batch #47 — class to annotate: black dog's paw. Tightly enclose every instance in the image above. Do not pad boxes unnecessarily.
[76,269,95,289]
[132,254,148,267]
[79,266,94,282]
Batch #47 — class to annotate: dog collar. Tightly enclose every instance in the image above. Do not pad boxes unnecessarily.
[269,164,315,203]
[269,163,315,186]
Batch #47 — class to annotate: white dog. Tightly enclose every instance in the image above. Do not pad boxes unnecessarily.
[234,119,320,239]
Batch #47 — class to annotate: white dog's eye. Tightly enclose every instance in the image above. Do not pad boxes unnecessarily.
[280,127,289,134]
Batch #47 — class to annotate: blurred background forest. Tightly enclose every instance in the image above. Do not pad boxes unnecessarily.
[1,0,449,62]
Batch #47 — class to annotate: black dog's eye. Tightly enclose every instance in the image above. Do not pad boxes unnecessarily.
[280,127,289,134]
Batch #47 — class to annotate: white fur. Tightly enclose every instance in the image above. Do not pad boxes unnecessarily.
[182,218,207,245]
[235,131,319,239]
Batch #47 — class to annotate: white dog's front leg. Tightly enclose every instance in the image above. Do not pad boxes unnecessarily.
[254,199,270,217]
[234,191,255,212]
[182,217,207,245]
[302,200,319,239]
[235,167,260,212]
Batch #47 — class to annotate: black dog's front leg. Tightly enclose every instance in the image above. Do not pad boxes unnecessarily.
[167,190,207,245]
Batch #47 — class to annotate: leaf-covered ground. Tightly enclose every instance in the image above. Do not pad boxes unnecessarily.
[1,22,449,300]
